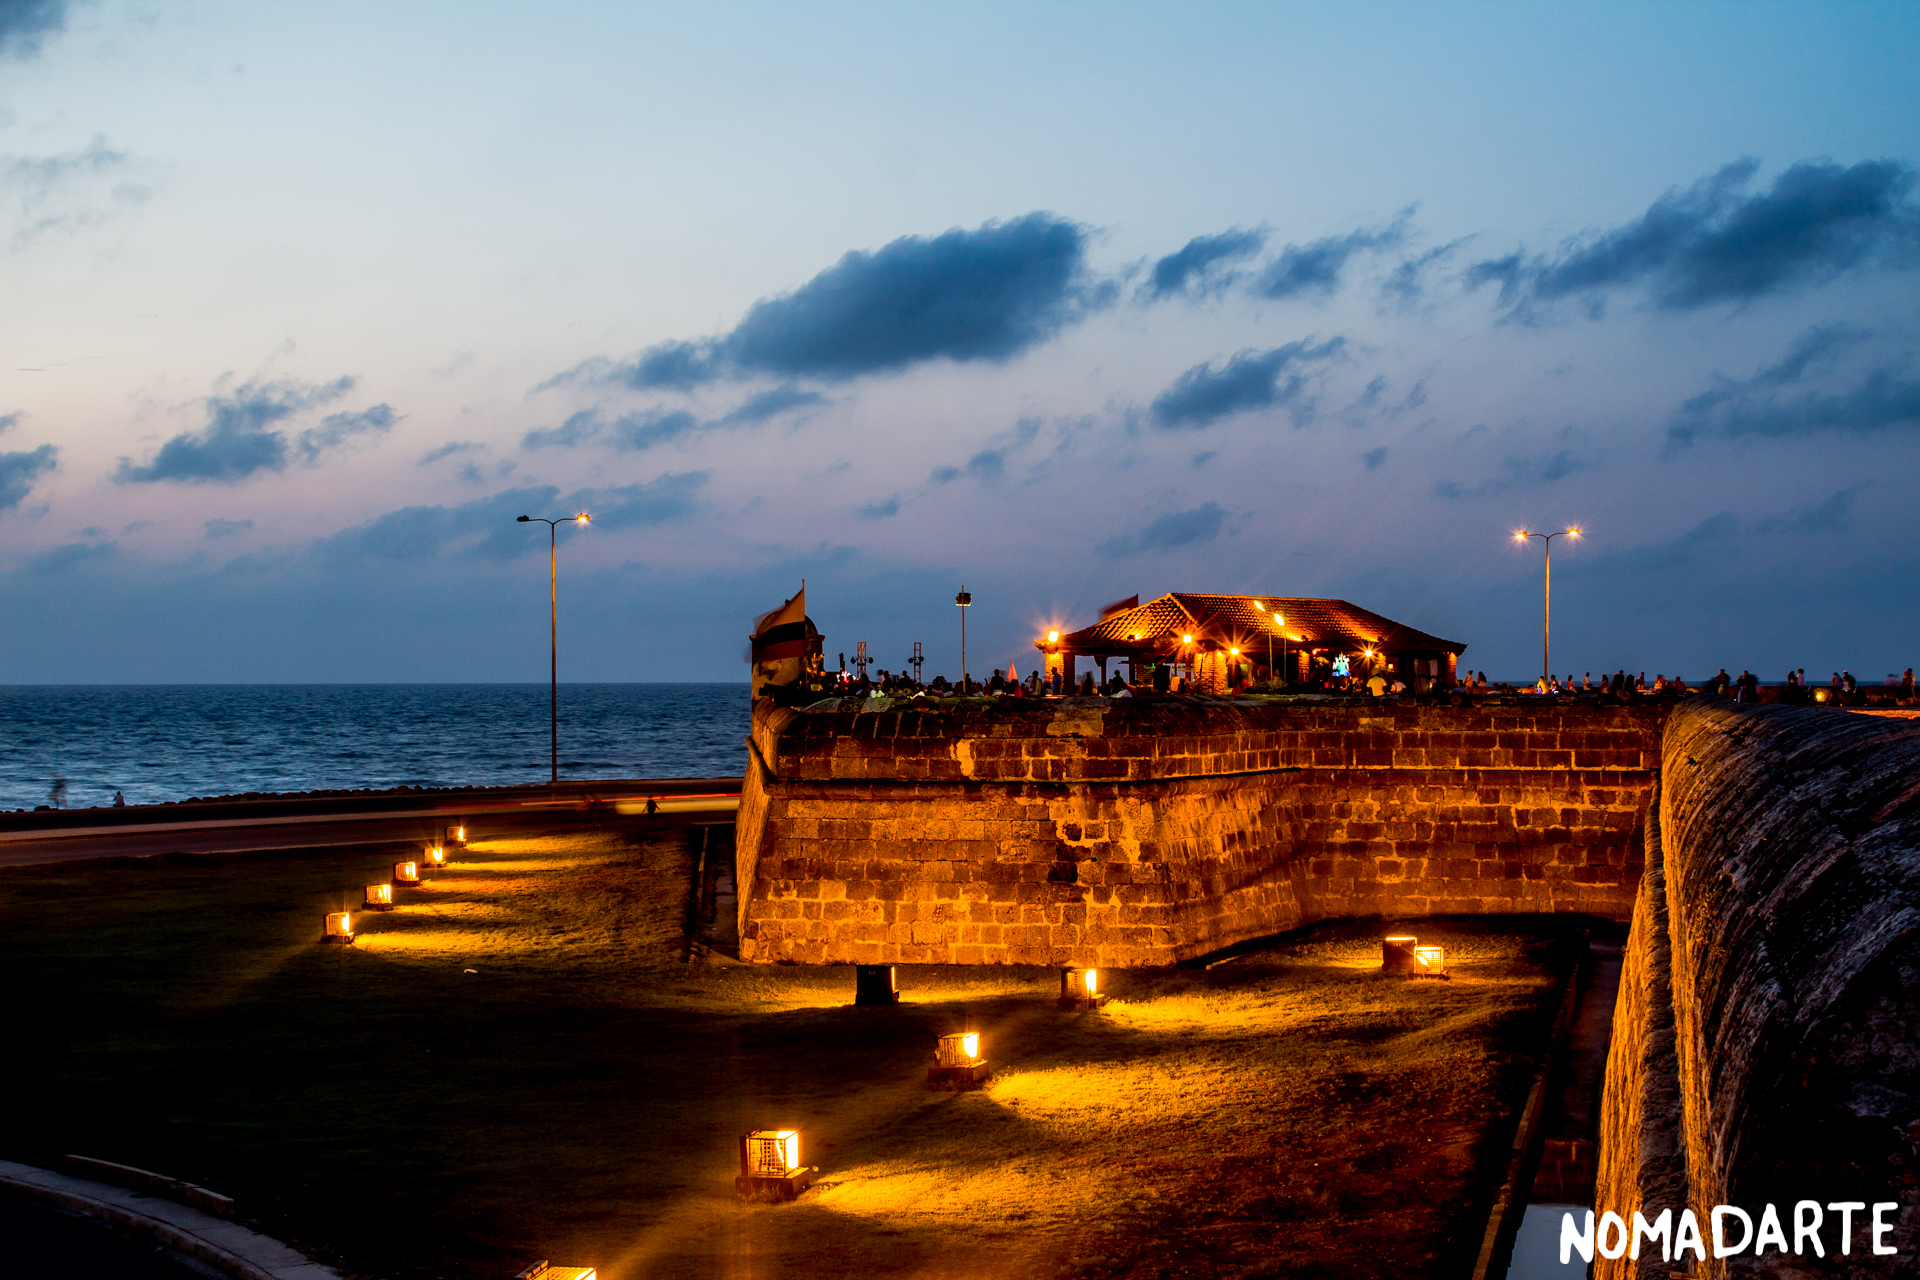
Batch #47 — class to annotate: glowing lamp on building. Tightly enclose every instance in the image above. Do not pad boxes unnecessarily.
[513,1262,597,1280]
[928,1030,991,1088]
[322,912,355,944]
[735,1129,813,1200]
[1046,630,1060,644]
[363,884,394,912]
[393,860,421,886]
[1059,967,1106,1008]
[1381,935,1419,973]
[854,964,900,1006]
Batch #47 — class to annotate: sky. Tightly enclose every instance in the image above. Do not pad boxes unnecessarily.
[2,0,1918,685]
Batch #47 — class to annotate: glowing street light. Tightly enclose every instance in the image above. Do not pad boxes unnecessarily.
[736,1129,813,1200]
[517,511,592,785]
[955,586,973,692]
[1513,527,1580,685]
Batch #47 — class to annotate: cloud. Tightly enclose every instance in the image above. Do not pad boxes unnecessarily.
[3,134,148,250]
[116,375,384,484]
[521,409,603,451]
[927,416,1042,485]
[1254,214,1410,299]
[1470,158,1920,315]
[554,213,1103,390]
[1143,227,1267,300]
[1433,449,1589,499]
[855,495,900,520]
[0,412,16,435]
[27,538,114,576]
[1382,240,1468,306]
[714,384,826,426]
[1362,446,1388,470]
[0,442,56,509]
[418,440,483,465]
[315,486,562,564]
[523,387,824,455]
[1752,486,1861,536]
[294,403,397,463]
[1148,337,1345,430]
[203,518,254,539]
[610,409,700,451]
[1666,324,1920,448]
[0,0,65,58]
[565,472,709,531]
[1096,502,1227,557]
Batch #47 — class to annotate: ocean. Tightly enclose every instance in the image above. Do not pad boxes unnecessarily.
[0,684,751,812]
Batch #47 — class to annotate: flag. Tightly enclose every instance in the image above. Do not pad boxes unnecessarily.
[750,585,811,663]
[1099,594,1139,621]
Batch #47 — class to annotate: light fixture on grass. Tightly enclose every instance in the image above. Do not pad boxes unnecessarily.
[394,860,421,887]
[1414,945,1447,975]
[363,884,394,912]
[1059,967,1107,1008]
[735,1129,813,1201]
[854,964,900,1006]
[446,824,468,847]
[512,1262,596,1280]
[322,912,355,944]
[927,1030,990,1089]
[1381,936,1418,972]
[424,845,446,872]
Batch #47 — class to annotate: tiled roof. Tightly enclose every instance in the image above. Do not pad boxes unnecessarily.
[1058,592,1464,654]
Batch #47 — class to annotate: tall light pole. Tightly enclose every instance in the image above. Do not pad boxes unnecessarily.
[954,586,972,693]
[1253,598,1287,687]
[1513,527,1580,684]
[518,512,590,784]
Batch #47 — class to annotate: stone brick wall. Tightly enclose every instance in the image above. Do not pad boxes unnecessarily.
[1594,702,1920,1277]
[736,696,1665,966]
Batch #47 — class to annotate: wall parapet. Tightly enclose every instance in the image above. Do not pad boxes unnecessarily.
[736,695,1665,966]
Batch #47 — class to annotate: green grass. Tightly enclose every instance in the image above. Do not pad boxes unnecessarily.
[0,822,1581,1279]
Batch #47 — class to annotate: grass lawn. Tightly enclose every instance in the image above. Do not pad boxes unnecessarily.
[0,818,1582,1279]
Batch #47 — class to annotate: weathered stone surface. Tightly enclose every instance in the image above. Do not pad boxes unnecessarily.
[736,696,1663,966]
[1596,700,1920,1278]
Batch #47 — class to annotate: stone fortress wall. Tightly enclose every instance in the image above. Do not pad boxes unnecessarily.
[735,696,1666,966]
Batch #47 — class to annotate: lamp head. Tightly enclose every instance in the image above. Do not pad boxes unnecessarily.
[517,515,531,523]
[1567,526,1581,537]
[575,512,591,524]
[1046,630,1059,643]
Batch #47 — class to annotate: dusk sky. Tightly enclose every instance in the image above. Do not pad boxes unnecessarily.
[3,1,1917,685]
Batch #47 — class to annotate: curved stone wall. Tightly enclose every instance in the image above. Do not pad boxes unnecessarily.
[736,695,1663,966]
[1596,701,1920,1277]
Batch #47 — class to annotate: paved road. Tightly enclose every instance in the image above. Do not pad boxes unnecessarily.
[0,1193,214,1280]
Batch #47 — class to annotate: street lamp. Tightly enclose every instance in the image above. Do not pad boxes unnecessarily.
[1253,599,1287,687]
[955,586,972,693]
[1513,527,1580,685]
[518,512,591,785]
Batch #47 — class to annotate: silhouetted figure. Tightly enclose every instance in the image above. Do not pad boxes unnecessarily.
[113,790,125,808]
[49,776,67,809]
[1079,672,1095,696]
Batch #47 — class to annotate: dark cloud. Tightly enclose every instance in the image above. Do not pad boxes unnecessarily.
[0,0,65,58]
[1144,227,1267,300]
[418,440,483,465]
[521,409,603,451]
[0,411,16,434]
[0,442,56,509]
[715,384,826,426]
[1254,214,1409,300]
[1753,486,1860,536]
[1433,449,1588,499]
[1382,240,1466,306]
[611,409,700,451]
[1471,159,1920,316]
[927,417,1041,485]
[1096,502,1226,557]
[294,404,397,463]
[203,518,254,539]
[1362,446,1388,470]
[116,376,374,484]
[27,538,113,576]
[1148,337,1345,430]
[315,486,562,564]
[1666,324,1920,449]
[555,213,1102,390]
[566,472,709,531]
[1191,451,1217,468]
[855,495,900,520]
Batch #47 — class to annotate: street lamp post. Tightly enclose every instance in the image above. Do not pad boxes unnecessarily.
[1513,527,1580,685]
[518,512,590,784]
[954,586,972,693]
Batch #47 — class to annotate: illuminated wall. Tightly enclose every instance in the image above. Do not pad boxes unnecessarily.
[736,696,1665,966]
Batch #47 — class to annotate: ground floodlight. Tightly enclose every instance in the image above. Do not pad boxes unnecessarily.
[394,860,421,886]
[446,824,468,847]
[1059,967,1106,1008]
[736,1129,812,1201]
[425,845,446,871]
[855,964,899,1006]
[1414,945,1447,975]
[363,884,394,912]
[322,912,355,944]
[1382,935,1419,973]
[928,1030,991,1089]
[512,1263,597,1280]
